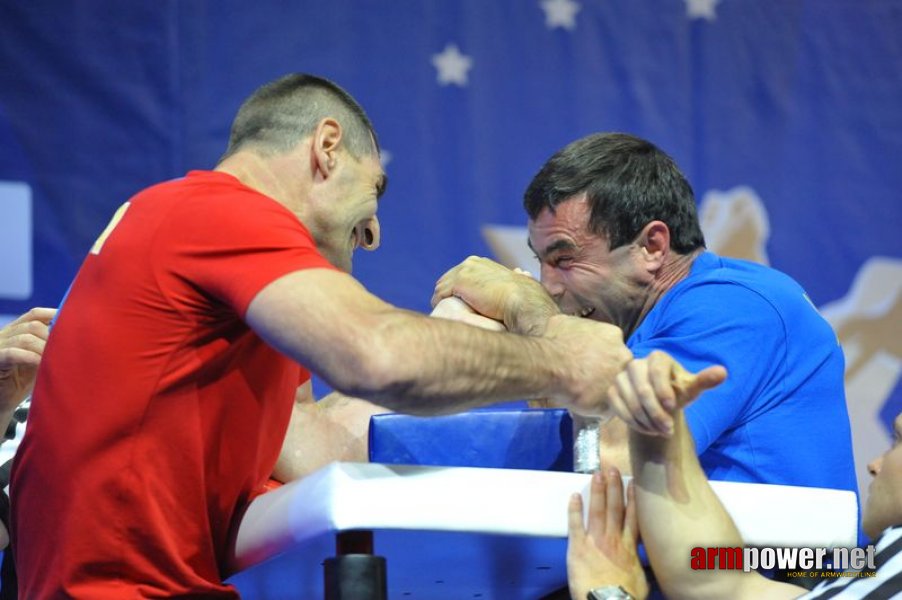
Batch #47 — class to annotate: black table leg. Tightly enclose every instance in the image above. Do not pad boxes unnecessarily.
[323,531,387,600]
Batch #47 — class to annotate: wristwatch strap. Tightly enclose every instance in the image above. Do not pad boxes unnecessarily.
[586,585,635,600]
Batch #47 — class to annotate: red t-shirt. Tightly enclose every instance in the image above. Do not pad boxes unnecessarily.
[11,171,337,598]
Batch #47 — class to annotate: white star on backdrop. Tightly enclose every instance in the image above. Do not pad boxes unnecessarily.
[685,0,720,21]
[540,0,581,30]
[432,44,473,87]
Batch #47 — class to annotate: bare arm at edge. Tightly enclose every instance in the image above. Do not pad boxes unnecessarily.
[246,268,630,416]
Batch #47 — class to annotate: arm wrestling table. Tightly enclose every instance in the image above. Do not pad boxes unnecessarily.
[227,462,858,600]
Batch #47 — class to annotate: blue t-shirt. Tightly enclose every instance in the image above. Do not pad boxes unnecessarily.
[629,252,858,495]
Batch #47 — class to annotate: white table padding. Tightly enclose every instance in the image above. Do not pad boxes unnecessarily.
[234,462,857,565]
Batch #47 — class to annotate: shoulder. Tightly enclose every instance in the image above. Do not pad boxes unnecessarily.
[631,254,796,357]
[146,172,316,246]
[679,253,808,304]
[657,254,806,325]
[656,277,785,331]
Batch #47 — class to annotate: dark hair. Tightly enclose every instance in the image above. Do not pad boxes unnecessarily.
[221,73,378,161]
[523,133,705,253]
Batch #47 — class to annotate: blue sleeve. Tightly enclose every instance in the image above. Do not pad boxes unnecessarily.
[629,281,788,454]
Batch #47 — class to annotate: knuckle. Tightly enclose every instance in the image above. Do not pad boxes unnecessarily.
[24,321,43,335]
[636,384,655,401]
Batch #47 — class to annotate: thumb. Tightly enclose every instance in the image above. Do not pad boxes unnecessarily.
[672,364,727,407]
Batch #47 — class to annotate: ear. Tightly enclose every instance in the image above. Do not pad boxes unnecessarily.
[311,117,343,180]
[636,220,670,273]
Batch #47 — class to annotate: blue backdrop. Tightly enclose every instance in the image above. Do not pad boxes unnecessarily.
[1,0,900,508]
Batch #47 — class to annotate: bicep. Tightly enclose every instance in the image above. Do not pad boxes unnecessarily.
[245,268,395,390]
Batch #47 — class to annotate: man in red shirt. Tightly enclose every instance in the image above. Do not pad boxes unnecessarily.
[10,74,632,598]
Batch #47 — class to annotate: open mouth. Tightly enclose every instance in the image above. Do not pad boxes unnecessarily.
[351,226,374,249]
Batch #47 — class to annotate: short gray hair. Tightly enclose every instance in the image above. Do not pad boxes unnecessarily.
[221,73,378,161]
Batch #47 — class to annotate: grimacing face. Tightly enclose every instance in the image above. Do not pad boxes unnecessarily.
[316,152,385,273]
[862,412,902,538]
[527,196,645,329]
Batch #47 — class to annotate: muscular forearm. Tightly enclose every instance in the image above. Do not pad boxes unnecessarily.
[248,270,627,417]
[338,309,570,414]
[630,415,802,600]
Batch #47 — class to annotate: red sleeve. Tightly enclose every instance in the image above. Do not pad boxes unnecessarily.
[153,185,337,317]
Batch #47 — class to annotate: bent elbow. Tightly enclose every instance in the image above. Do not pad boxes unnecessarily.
[326,338,414,405]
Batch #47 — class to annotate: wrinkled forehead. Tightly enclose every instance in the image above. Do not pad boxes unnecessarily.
[528,196,592,234]
[527,197,612,254]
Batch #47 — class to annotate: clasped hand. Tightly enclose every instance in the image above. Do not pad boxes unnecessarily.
[0,307,56,412]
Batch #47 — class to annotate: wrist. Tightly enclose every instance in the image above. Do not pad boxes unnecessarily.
[629,406,689,449]
[628,427,670,452]
[535,324,575,404]
[504,287,559,336]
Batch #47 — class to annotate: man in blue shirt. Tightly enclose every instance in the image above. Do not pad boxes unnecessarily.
[433,132,857,496]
